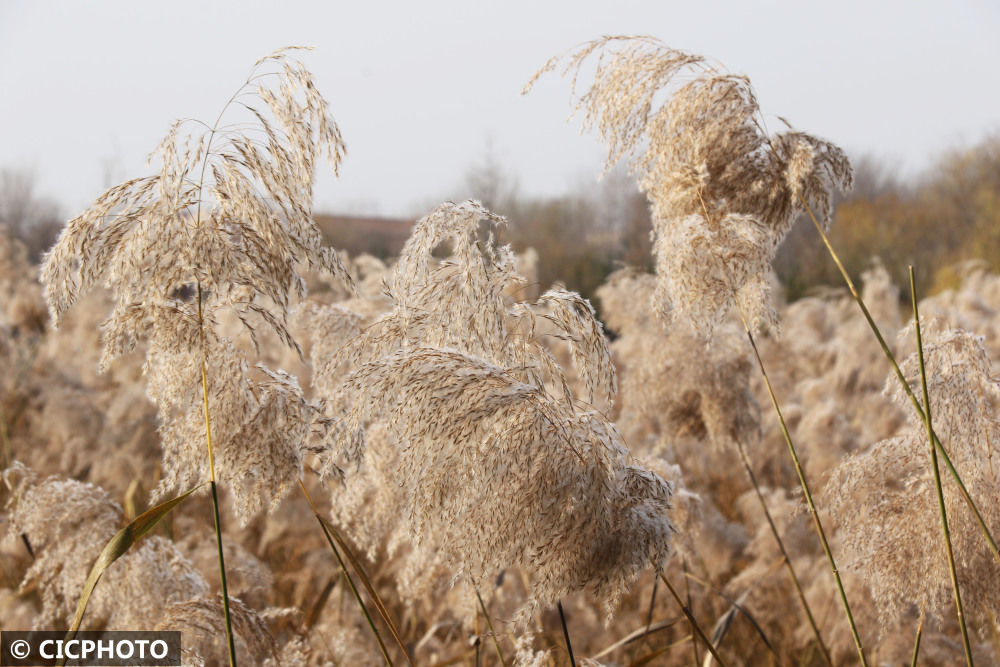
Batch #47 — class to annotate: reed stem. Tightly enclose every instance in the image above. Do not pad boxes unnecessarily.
[801,196,1000,562]
[475,585,508,667]
[557,601,577,667]
[682,559,699,667]
[197,283,237,667]
[738,313,868,667]
[734,439,833,666]
[300,480,393,666]
[299,479,414,666]
[659,572,729,667]
[909,614,924,667]
[910,266,974,665]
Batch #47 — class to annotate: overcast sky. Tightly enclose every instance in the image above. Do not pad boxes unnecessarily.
[2,0,998,219]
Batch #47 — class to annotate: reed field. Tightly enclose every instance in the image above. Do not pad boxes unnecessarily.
[3,38,1000,666]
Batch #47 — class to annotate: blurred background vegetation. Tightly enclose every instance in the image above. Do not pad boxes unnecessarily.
[3,133,999,314]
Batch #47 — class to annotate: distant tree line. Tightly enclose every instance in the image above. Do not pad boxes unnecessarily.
[4,134,999,308]
[775,135,1000,300]
[0,169,62,262]
[475,134,1000,308]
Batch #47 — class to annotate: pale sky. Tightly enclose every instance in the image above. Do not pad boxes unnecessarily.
[2,0,998,219]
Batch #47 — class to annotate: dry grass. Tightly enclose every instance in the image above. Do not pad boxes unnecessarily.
[1,38,999,667]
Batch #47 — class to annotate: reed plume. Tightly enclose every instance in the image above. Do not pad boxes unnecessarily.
[2,464,207,629]
[317,201,673,614]
[39,47,350,523]
[525,36,852,337]
[340,347,673,611]
[823,323,1000,629]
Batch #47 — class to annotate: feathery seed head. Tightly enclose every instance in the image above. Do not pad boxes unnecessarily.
[527,36,852,337]
[338,347,673,613]
[824,325,1000,628]
[38,48,350,522]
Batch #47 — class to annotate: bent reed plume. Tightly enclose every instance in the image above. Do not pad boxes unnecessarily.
[525,35,852,338]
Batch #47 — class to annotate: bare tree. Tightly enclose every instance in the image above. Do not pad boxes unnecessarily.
[0,168,61,261]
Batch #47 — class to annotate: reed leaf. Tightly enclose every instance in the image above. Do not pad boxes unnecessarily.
[64,484,203,637]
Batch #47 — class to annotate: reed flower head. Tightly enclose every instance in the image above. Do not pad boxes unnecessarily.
[317,201,671,613]
[823,324,1000,627]
[2,464,207,629]
[38,48,350,522]
[526,36,853,337]
[340,347,673,612]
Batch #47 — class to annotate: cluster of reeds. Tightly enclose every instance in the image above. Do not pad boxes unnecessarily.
[1,36,999,667]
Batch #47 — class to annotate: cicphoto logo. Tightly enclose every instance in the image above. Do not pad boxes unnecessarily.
[0,631,181,666]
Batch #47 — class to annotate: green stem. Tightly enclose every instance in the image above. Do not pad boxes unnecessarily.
[209,481,237,666]
[802,197,1000,563]
[739,317,868,667]
[734,440,834,667]
[474,585,508,667]
[323,518,413,664]
[911,266,974,666]
[299,480,412,666]
[909,615,923,667]
[198,283,237,667]
[557,601,577,667]
[659,572,729,667]
[309,508,393,666]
